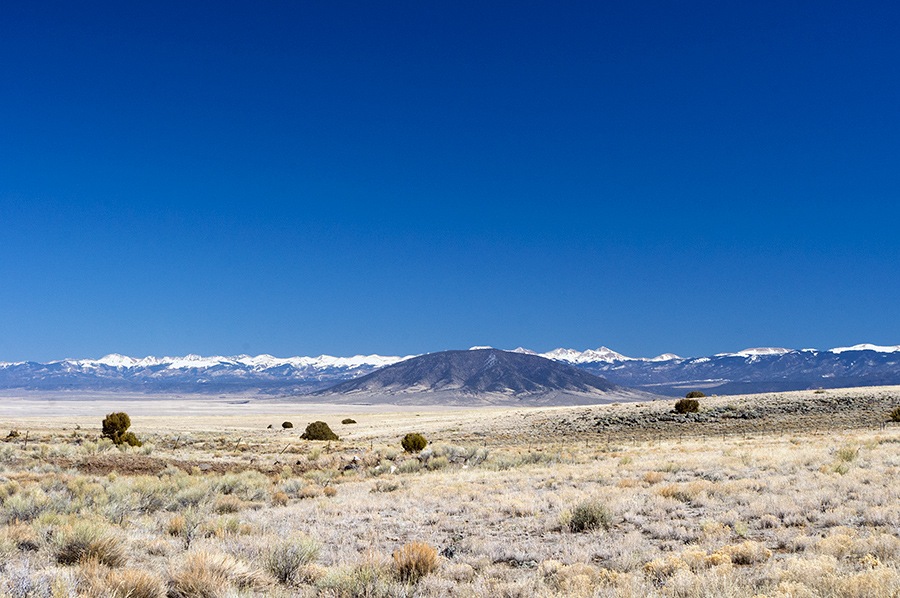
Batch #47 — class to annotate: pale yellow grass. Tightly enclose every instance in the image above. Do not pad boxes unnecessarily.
[2,389,900,597]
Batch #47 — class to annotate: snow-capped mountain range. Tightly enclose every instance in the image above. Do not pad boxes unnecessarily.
[1,344,898,396]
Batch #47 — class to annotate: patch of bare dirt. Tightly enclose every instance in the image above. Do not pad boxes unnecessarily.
[43,450,383,477]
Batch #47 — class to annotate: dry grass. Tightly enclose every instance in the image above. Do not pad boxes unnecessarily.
[168,550,270,598]
[2,387,900,597]
[392,541,439,582]
[54,522,127,567]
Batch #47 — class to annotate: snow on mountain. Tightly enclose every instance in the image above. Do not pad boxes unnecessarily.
[1,342,899,397]
[72,353,412,371]
[830,344,900,354]
[714,347,794,357]
[4,343,896,373]
[650,353,681,362]
[540,346,633,363]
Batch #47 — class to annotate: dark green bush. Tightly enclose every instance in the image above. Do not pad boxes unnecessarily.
[568,500,611,532]
[685,391,706,399]
[101,412,142,446]
[300,421,339,441]
[401,433,427,453]
[282,421,294,429]
[119,432,143,447]
[341,418,357,425]
[674,398,700,413]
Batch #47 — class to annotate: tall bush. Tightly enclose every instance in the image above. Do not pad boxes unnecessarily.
[102,412,142,446]
[674,398,700,414]
[401,433,427,453]
[300,421,339,441]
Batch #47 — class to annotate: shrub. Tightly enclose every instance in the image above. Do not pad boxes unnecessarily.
[168,551,269,598]
[716,541,772,565]
[393,542,438,582]
[568,500,611,532]
[78,561,167,598]
[397,459,421,474]
[674,398,700,413]
[54,522,127,567]
[300,421,338,441]
[836,444,859,462]
[3,488,49,522]
[685,391,706,399]
[282,421,293,429]
[317,563,390,596]
[102,412,142,446]
[104,567,167,598]
[341,418,357,425]
[119,432,143,447]
[401,433,427,453]
[213,496,244,514]
[889,407,900,422]
[264,536,321,584]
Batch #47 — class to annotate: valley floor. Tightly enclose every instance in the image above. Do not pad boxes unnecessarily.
[1,386,899,597]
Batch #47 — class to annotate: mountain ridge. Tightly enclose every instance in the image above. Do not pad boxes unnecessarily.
[1,343,898,396]
[310,349,656,406]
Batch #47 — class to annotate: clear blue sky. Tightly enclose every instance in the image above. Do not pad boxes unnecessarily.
[2,1,898,362]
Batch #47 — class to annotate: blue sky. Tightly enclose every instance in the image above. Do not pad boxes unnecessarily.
[2,1,899,361]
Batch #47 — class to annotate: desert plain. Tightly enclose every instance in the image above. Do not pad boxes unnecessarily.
[2,386,900,597]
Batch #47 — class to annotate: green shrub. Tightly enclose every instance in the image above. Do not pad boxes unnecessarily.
[120,432,143,447]
[264,536,321,584]
[685,391,706,399]
[397,459,422,474]
[300,421,339,441]
[102,412,142,446]
[401,433,427,453]
[674,398,700,413]
[341,418,357,425]
[889,407,900,422]
[568,500,611,532]
[282,421,293,429]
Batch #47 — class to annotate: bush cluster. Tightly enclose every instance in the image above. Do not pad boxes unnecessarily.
[685,391,706,399]
[674,398,700,413]
[264,536,321,584]
[282,421,293,429]
[401,433,427,453]
[393,542,438,582]
[101,412,142,447]
[889,407,900,422]
[301,421,339,441]
[341,418,357,425]
[568,500,611,532]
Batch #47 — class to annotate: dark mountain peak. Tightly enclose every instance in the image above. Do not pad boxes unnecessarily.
[311,349,654,405]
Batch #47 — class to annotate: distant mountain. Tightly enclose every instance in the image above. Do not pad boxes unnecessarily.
[0,353,410,394]
[0,343,898,396]
[311,349,656,405]
[560,344,900,395]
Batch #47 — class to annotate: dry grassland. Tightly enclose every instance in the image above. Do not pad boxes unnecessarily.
[2,387,900,597]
